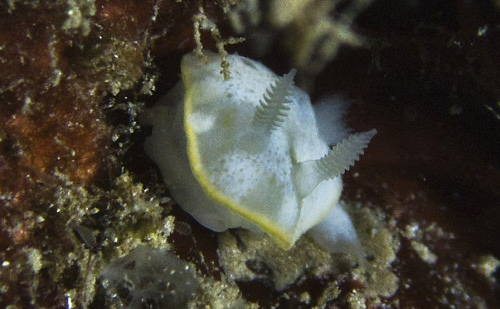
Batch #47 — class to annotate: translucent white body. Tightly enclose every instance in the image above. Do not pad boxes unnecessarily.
[143,52,368,260]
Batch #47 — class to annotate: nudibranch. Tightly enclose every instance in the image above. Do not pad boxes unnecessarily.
[142,51,376,261]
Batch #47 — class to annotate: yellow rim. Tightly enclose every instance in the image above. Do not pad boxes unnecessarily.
[182,61,294,249]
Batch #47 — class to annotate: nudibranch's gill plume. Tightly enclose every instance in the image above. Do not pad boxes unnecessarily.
[253,69,297,132]
[294,129,377,198]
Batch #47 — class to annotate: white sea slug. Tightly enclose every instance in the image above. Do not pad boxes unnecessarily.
[142,51,376,261]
